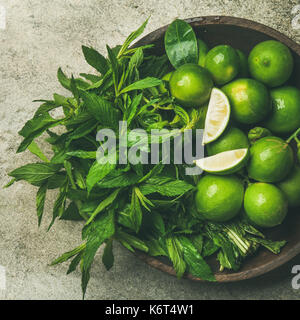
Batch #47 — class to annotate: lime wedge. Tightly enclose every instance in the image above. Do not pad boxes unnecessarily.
[203,88,230,144]
[195,148,249,175]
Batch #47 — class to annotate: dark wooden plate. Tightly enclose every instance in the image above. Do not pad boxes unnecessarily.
[133,16,300,282]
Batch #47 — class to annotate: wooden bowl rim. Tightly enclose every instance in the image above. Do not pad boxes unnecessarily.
[134,16,300,282]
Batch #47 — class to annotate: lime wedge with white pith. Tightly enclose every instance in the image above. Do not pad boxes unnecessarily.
[202,88,230,145]
[195,148,249,175]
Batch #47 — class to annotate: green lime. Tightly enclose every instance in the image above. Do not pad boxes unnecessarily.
[247,136,294,182]
[159,71,173,93]
[198,39,209,67]
[277,166,300,208]
[264,86,300,135]
[206,126,250,156]
[236,49,249,78]
[195,174,244,222]
[248,40,294,87]
[169,63,213,107]
[204,45,239,85]
[244,183,288,228]
[222,78,271,124]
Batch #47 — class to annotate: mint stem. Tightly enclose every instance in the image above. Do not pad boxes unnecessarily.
[286,127,300,143]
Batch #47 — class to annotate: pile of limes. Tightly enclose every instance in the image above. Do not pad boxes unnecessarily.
[166,39,300,228]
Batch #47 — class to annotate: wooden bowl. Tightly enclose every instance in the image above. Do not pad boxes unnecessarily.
[134,16,300,282]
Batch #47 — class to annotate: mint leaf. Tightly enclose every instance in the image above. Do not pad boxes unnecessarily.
[124,93,142,126]
[80,91,121,128]
[33,101,60,117]
[127,47,144,81]
[166,236,186,278]
[70,76,80,104]
[96,170,140,189]
[117,18,149,58]
[130,188,143,233]
[17,113,61,153]
[115,229,148,252]
[4,178,16,188]
[82,45,109,75]
[57,68,90,91]
[66,150,96,159]
[137,163,164,183]
[146,239,168,257]
[191,234,203,254]
[36,181,48,226]
[140,177,194,196]
[206,224,240,271]
[139,54,169,79]
[28,141,49,163]
[120,77,162,94]
[66,118,97,146]
[8,163,61,186]
[66,188,106,202]
[48,182,68,230]
[106,45,119,95]
[57,68,71,90]
[174,105,190,125]
[80,73,102,83]
[47,173,67,189]
[140,211,165,239]
[86,189,120,225]
[248,237,287,254]
[102,239,114,270]
[60,202,83,221]
[51,243,86,266]
[202,238,219,257]
[81,209,115,298]
[67,252,82,275]
[179,236,215,281]
[86,160,116,193]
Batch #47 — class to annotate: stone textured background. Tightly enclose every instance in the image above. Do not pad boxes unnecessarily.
[0,0,300,300]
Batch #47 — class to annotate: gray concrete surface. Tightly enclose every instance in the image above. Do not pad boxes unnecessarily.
[0,0,300,300]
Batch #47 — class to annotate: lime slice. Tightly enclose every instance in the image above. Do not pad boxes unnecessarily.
[202,88,230,144]
[195,148,249,175]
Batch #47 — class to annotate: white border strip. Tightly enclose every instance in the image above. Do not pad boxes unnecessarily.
[0,265,6,291]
